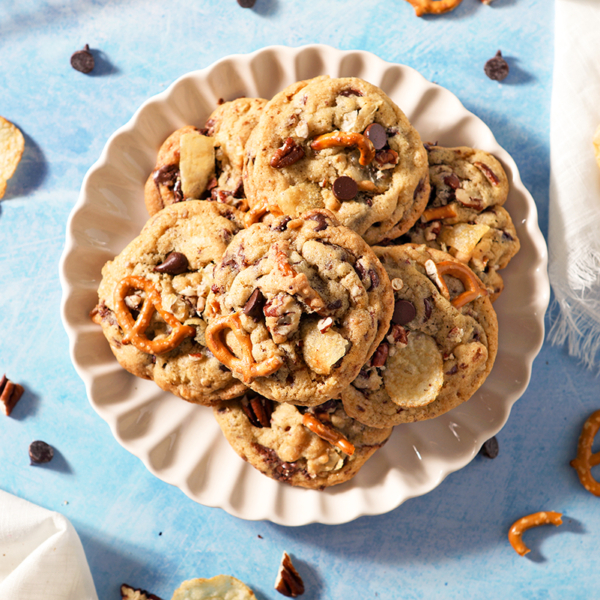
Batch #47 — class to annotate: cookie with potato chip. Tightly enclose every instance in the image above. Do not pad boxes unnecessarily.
[0,116,25,199]
[402,145,518,301]
[340,244,498,428]
[144,98,266,216]
[214,395,391,489]
[171,575,257,600]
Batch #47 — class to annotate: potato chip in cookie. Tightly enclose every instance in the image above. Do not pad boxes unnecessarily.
[172,575,257,600]
[205,209,393,406]
[214,395,391,489]
[91,201,248,405]
[402,145,518,300]
[144,98,266,216]
[0,116,25,199]
[341,244,498,428]
[243,76,429,244]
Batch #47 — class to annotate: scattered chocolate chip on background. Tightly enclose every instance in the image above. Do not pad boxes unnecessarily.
[479,436,499,459]
[70,44,95,74]
[29,440,54,465]
[484,50,509,82]
[237,0,256,7]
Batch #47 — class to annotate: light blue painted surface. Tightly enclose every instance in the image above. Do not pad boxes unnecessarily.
[2,1,598,599]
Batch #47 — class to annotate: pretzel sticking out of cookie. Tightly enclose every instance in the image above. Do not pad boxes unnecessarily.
[311,131,376,166]
[205,312,283,383]
[302,413,355,456]
[405,0,463,17]
[421,204,458,222]
[570,409,600,496]
[244,200,284,228]
[428,260,488,308]
[113,276,196,354]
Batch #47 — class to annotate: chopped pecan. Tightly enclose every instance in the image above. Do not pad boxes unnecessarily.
[270,138,305,169]
[371,342,389,367]
[474,161,500,186]
[374,148,398,168]
[241,395,274,428]
[275,551,305,598]
[0,374,24,416]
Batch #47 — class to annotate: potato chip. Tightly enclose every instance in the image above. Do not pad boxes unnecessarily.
[438,223,491,264]
[0,116,25,199]
[172,575,257,600]
[383,332,444,408]
[301,320,350,375]
[594,123,600,170]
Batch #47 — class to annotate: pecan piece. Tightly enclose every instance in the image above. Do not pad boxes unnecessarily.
[0,374,24,416]
[371,342,389,367]
[275,551,305,598]
[241,395,274,428]
[474,161,500,186]
[271,138,305,169]
[374,148,398,168]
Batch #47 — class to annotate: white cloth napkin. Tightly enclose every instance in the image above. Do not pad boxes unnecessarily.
[0,490,98,600]
[548,0,600,368]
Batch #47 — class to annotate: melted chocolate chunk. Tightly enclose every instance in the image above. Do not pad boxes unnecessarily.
[339,88,363,97]
[307,212,329,231]
[392,299,416,325]
[423,296,434,321]
[332,176,358,201]
[70,44,95,73]
[484,50,509,82]
[364,123,387,150]
[154,252,189,275]
[443,173,460,190]
[29,441,54,465]
[153,164,179,187]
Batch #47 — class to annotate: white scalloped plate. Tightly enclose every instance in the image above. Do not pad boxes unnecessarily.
[59,45,549,526]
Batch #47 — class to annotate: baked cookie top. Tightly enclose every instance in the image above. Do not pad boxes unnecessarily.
[213,395,392,489]
[341,244,498,428]
[144,98,266,216]
[91,201,247,405]
[403,145,518,300]
[243,76,429,244]
[205,209,394,406]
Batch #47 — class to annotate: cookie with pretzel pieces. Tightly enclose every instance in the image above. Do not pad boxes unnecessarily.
[401,145,519,301]
[144,97,267,216]
[91,201,248,405]
[243,76,429,244]
[214,395,392,489]
[340,244,498,428]
[205,209,394,406]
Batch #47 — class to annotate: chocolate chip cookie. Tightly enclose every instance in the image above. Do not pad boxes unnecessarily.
[144,97,266,216]
[213,395,392,489]
[205,209,394,406]
[243,76,429,244]
[341,244,498,428]
[91,201,248,405]
[402,145,519,300]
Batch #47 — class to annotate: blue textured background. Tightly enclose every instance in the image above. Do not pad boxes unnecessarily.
[2,1,599,598]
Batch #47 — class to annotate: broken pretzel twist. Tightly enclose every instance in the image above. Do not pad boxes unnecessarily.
[311,131,376,166]
[205,311,283,383]
[114,275,195,354]
[434,260,488,308]
[405,0,463,17]
[508,511,563,556]
[302,413,355,456]
[570,409,600,496]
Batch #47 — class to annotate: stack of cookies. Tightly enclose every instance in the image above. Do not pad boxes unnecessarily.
[92,76,519,490]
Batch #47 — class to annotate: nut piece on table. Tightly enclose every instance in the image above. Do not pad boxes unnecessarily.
[0,374,24,416]
[120,583,163,600]
[275,551,305,598]
[0,116,25,199]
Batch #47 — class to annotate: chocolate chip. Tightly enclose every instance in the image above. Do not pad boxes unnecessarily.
[307,212,329,231]
[423,297,434,321]
[363,123,387,150]
[70,44,95,73]
[327,299,343,311]
[272,216,292,232]
[243,289,266,320]
[153,164,179,187]
[479,436,499,459]
[392,299,416,325]
[270,138,305,169]
[154,252,189,275]
[237,0,256,6]
[484,50,509,82]
[332,176,358,201]
[29,441,54,465]
[443,173,461,190]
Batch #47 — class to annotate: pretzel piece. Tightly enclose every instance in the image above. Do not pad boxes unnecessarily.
[244,200,283,228]
[302,413,355,456]
[311,131,376,166]
[432,260,488,308]
[508,511,563,556]
[570,409,600,496]
[113,276,195,354]
[405,0,463,17]
[422,204,458,222]
[205,312,283,383]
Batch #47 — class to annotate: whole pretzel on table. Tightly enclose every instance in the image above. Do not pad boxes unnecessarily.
[113,275,196,355]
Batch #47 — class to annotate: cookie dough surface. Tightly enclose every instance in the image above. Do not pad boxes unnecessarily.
[214,396,391,489]
[341,244,498,428]
[206,209,394,405]
[243,76,429,244]
[144,98,266,215]
[92,201,247,405]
